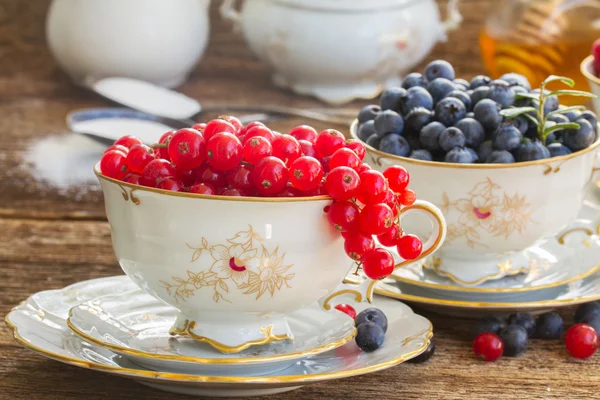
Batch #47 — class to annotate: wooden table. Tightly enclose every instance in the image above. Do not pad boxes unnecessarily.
[1,1,599,399]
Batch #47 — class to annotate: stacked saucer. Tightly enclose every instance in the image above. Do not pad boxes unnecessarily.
[6,275,433,397]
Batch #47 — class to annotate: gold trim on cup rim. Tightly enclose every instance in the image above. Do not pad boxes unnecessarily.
[581,55,600,86]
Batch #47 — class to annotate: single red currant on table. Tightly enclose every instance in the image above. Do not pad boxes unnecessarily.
[334,304,357,319]
[289,156,324,192]
[473,332,504,361]
[206,132,243,171]
[168,128,206,170]
[100,150,129,179]
[565,324,599,359]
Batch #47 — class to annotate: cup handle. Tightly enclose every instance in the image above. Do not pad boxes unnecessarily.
[219,0,242,32]
[320,200,447,311]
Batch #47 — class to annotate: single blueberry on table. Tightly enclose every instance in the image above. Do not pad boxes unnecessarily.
[470,86,490,107]
[472,316,507,339]
[439,126,466,152]
[409,149,433,161]
[419,121,445,153]
[444,147,476,163]
[563,119,596,151]
[470,75,492,89]
[580,314,600,335]
[358,120,376,142]
[407,339,436,363]
[498,324,528,357]
[401,72,428,89]
[487,79,516,107]
[493,122,522,151]
[355,308,388,333]
[574,301,600,323]
[474,99,503,134]
[424,59,455,81]
[435,97,467,126]
[535,312,563,339]
[486,150,515,163]
[477,140,494,162]
[355,322,385,352]
[445,89,472,111]
[399,86,433,115]
[505,115,529,135]
[405,107,433,134]
[515,139,550,162]
[358,104,380,123]
[427,78,456,104]
[366,133,382,149]
[579,110,598,128]
[374,109,404,136]
[547,142,571,157]
[379,133,410,157]
[453,78,470,91]
[379,87,407,112]
[508,313,536,337]
[499,72,532,91]
[455,118,485,148]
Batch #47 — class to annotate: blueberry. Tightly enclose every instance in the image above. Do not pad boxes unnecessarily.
[445,89,472,111]
[466,147,479,162]
[455,118,484,148]
[580,314,600,334]
[487,79,516,107]
[407,339,436,363]
[427,78,456,104]
[445,147,476,163]
[453,78,470,90]
[535,312,563,339]
[547,113,569,125]
[486,150,515,163]
[499,73,532,91]
[470,86,490,107]
[401,72,428,90]
[498,324,528,357]
[358,104,380,123]
[579,110,598,128]
[410,149,433,161]
[515,139,550,161]
[435,97,466,126]
[439,127,466,151]
[405,133,421,151]
[466,111,475,119]
[531,90,559,115]
[366,133,382,149]
[505,115,529,135]
[358,120,376,142]
[512,86,529,98]
[508,313,536,337]
[574,301,600,323]
[405,107,433,134]
[355,308,388,333]
[477,140,494,162]
[524,120,540,141]
[547,142,571,157]
[419,121,445,153]
[474,99,502,133]
[564,109,582,122]
[472,316,507,339]
[470,75,492,89]
[379,134,410,156]
[374,110,404,136]
[355,322,385,352]
[399,86,434,115]
[379,87,406,112]
[563,119,596,151]
[424,59,455,81]
[493,123,522,151]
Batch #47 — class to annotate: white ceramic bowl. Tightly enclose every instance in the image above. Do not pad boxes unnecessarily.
[95,164,445,352]
[350,120,600,287]
[581,55,600,115]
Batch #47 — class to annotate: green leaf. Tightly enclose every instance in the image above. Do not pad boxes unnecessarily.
[542,75,575,88]
[546,105,587,118]
[499,107,537,118]
[548,90,597,98]
[522,113,540,126]
[543,122,580,135]
[515,92,539,101]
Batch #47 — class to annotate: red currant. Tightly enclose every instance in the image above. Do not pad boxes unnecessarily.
[168,128,206,170]
[271,135,301,166]
[383,166,410,193]
[227,165,255,192]
[191,123,207,132]
[334,304,357,319]
[100,150,129,179]
[361,248,394,279]
[243,126,276,144]
[203,119,236,142]
[191,164,227,187]
[400,189,417,206]
[206,132,243,171]
[358,203,394,235]
[298,140,317,158]
[176,168,196,187]
[329,148,361,170]
[357,170,388,205]
[344,232,375,261]
[289,156,324,192]
[377,224,401,247]
[327,200,359,232]
[289,125,318,143]
[240,121,265,137]
[320,156,332,174]
[397,234,423,260]
[220,187,244,196]
[356,163,371,174]
[104,144,129,154]
[156,177,184,192]
[156,130,175,160]
[565,324,599,359]
[126,144,155,174]
[276,187,297,197]
[189,182,216,195]
[243,136,272,165]
[252,156,289,196]
[383,189,399,217]
[140,159,176,187]
[325,166,360,201]
[315,129,345,158]
[114,135,143,149]
[219,115,243,135]
[473,333,504,361]
[345,139,366,160]
[122,173,141,184]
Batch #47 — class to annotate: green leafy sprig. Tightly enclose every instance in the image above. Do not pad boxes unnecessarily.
[499,75,597,144]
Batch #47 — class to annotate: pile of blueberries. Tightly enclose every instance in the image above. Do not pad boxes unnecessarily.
[356,60,598,163]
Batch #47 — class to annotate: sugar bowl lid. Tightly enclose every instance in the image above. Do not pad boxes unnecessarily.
[271,0,415,12]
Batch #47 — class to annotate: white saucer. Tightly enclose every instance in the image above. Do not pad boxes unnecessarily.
[67,288,356,376]
[6,276,433,398]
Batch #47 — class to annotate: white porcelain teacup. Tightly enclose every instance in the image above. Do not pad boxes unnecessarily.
[350,120,600,287]
[96,164,446,353]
